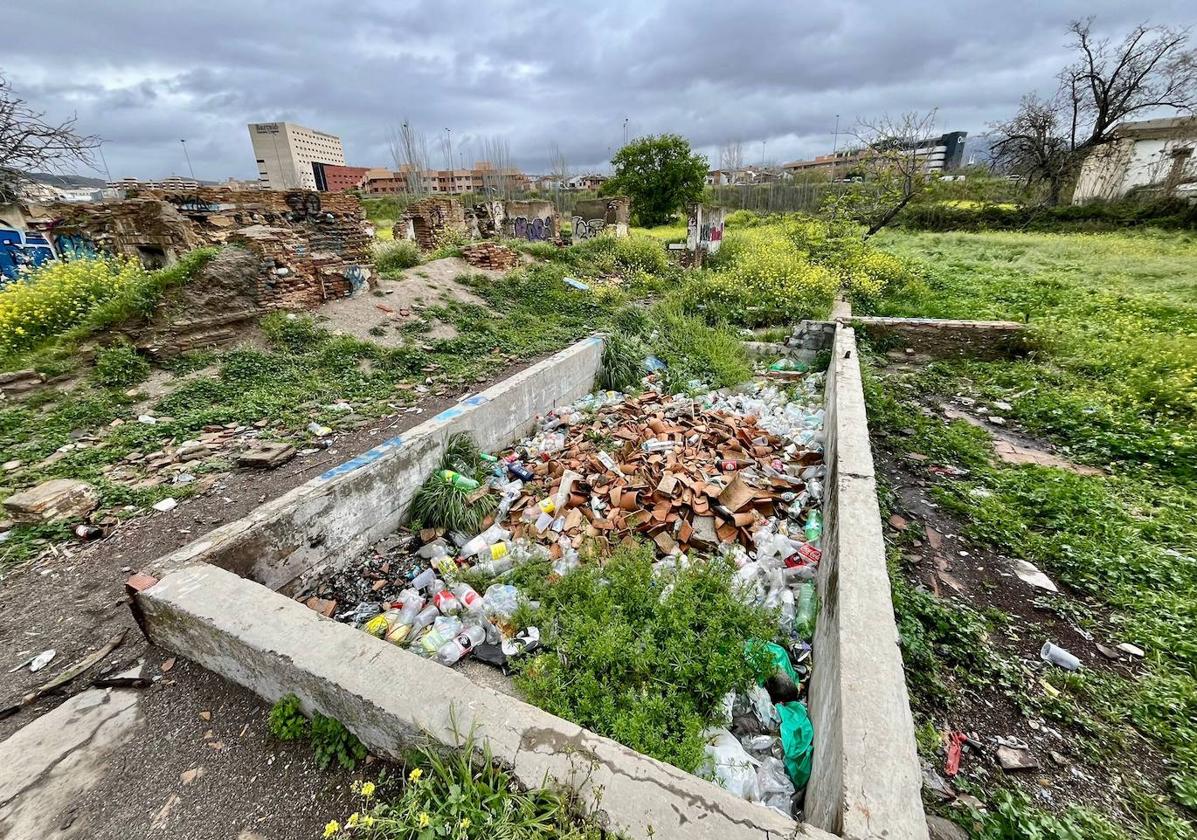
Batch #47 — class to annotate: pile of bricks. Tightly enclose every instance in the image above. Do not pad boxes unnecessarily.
[500,391,822,558]
[461,242,520,271]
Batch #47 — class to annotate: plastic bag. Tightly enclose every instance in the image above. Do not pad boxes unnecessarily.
[700,728,761,801]
[483,584,520,618]
[748,684,780,732]
[756,756,795,815]
[777,701,814,789]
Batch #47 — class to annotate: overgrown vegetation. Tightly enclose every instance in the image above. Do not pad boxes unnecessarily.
[268,694,367,770]
[508,541,777,773]
[91,341,150,387]
[409,433,499,533]
[373,240,421,273]
[868,227,1197,834]
[325,736,605,840]
[895,197,1197,233]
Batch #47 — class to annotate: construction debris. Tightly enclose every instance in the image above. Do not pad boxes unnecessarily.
[3,479,100,524]
[461,242,520,271]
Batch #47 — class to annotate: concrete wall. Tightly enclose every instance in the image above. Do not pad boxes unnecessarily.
[850,316,1029,360]
[138,563,832,840]
[143,336,604,594]
[805,325,927,840]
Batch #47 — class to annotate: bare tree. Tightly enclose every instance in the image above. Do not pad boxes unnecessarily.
[478,136,514,199]
[0,72,99,203]
[822,110,939,237]
[548,141,569,207]
[719,140,743,181]
[389,119,430,195]
[992,19,1197,203]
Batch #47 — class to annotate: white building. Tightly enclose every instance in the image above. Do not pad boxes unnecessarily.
[247,122,346,191]
[1073,117,1197,203]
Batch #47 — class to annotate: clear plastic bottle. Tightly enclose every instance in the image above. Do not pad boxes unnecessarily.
[432,586,462,615]
[452,583,485,613]
[415,616,463,656]
[795,581,818,640]
[435,625,487,666]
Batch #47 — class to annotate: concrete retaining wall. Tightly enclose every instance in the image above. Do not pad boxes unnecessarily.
[143,336,604,594]
[806,325,926,840]
[850,315,1028,360]
[139,563,832,840]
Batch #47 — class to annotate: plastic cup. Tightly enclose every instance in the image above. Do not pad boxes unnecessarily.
[1040,641,1081,670]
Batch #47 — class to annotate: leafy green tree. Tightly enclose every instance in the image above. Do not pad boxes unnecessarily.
[601,134,707,226]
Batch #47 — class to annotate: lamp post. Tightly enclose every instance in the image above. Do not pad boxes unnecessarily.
[180,139,195,179]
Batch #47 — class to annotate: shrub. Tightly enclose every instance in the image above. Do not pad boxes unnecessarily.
[598,329,648,391]
[91,342,150,387]
[613,234,669,274]
[648,301,752,390]
[512,541,777,772]
[372,240,420,273]
[409,433,498,533]
[0,257,145,358]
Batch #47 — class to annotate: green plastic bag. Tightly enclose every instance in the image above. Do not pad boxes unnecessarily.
[777,701,814,788]
[745,640,798,684]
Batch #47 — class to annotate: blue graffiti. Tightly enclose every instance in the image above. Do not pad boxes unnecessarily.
[0,228,57,281]
[346,265,368,294]
[55,234,98,262]
[318,435,405,482]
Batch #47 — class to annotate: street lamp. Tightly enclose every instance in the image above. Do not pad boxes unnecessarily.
[180,139,195,179]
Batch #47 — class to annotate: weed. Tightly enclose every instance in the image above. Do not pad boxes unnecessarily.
[373,240,421,273]
[311,712,368,770]
[329,733,604,840]
[598,329,647,391]
[91,342,150,387]
[268,693,309,741]
[409,433,498,533]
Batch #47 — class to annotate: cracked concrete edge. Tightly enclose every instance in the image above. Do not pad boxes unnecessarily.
[136,564,836,840]
[141,335,605,593]
[806,326,928,840]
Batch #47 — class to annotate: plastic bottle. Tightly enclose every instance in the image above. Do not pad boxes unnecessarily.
[438,469,479,491]
[415,616,463,656]
[436,625,487,666]
[795,581,818,640]
[452,583,485,613]
[432,585,462,615]
[804,510,823,544]
[473,554,514,577]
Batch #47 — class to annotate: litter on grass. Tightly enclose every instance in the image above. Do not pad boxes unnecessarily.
[301,368,828,817]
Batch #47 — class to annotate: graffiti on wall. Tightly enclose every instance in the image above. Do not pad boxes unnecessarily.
[0,228,57,281]
[686,205,726,255]
[284,191,323,221]
[509,216,549,241]
[345,265,369,295]
[571,217,606,240]
[165,194,224,214]
[55,234,98,262]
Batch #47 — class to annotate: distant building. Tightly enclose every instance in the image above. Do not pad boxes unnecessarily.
[360,162,528,196]
[1072,117,1197,203]
[566,174,608,191]
[784,131,968,178]
[106,176,201,191]
[247,122,346,190]
[313,163,372,193]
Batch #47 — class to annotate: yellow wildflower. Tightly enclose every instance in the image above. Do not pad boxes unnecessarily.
[417,812,431,828]
[347,813,359,828]
[460,818,471,829]
[323,820,340,838]
[408,768,423,782]
[360,781,375,798]
[362,816,376,828]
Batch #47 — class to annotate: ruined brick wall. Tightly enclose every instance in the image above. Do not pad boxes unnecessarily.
[850,316,1031,360]
[397,197,466,250]
[39,189,372,312]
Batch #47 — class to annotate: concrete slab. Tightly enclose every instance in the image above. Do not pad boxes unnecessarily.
[0,675,142,838]
[138,564,834,840]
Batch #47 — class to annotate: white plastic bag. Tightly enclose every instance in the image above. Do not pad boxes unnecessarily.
[755,756,795,815]
[700,728,761,801]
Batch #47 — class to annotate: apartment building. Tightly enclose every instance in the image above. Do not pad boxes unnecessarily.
[360,162,528,195]
[247,122,346,190]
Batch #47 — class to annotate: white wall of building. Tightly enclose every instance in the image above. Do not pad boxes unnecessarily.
[248,122,346,190]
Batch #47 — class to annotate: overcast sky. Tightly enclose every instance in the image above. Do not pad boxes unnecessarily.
[4,1,1194,181]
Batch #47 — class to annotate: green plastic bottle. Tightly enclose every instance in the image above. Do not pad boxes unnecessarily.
[439,469,480,491]
[795,581,818,640]
[804,510,823,543]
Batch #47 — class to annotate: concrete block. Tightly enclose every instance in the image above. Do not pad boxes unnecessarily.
[806,325,927,840]
[137,564,835,840]
[142,336,604,594]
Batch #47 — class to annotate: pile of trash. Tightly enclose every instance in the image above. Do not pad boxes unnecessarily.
[304,371,827,815]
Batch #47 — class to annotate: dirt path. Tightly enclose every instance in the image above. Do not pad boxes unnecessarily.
[0,353,550,741]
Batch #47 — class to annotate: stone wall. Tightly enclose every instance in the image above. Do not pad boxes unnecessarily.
[571,197,630,240]
[500,200,559,242]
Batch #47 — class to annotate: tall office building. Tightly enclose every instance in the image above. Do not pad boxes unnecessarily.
[247,122,346,190]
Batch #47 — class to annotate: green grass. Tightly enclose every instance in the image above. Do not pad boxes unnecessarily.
[869,228,1197,834]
